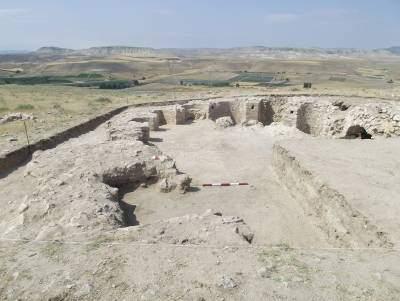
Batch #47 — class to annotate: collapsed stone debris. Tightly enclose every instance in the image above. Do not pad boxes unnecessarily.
[0,112,36,125]
[215,116,234,128]
[114,209,254,246]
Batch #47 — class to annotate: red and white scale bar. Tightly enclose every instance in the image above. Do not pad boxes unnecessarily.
[202,182,249,187]
[153,156,249,187]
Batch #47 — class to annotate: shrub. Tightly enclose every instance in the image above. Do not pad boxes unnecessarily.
[16,104,35,110]
[52,103,65,111]
[94,97,112,103]
[99,80,133,89]
[77,73,103,79]
[0,76,71,85]
[231,72,274,83]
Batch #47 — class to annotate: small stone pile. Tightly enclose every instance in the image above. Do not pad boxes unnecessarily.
[0,112,36,125]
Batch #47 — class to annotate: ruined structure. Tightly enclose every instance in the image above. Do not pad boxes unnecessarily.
[1,95,400,300]
[206,96,400,138]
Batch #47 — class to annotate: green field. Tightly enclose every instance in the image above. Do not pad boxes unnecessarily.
[0,74,136,90]
[180,79,231,87]
[230,72,275,83]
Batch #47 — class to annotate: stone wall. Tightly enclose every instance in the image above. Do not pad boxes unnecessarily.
[156,105,187,125]
[296,103,327,135]
[208,101,234,122]
[208,99,263,124]
[0,99,197,178]
[244,99,262,122]
[0,106,128,178]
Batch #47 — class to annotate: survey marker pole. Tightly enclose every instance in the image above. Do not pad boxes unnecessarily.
[23,120,31,154]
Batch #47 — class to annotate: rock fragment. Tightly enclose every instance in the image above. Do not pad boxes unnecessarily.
[216,116,234,128]
[218,276,238,289]
[236,225,254,244]
[18,203,29,213]
[159,178,176,193]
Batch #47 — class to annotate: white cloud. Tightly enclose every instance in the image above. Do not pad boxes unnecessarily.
[0,8,29,18]
[265,13,299,24]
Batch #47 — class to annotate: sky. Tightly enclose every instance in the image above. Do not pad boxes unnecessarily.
[0,0,400,50]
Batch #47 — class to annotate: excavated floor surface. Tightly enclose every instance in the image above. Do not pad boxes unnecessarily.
[123,120,328,247]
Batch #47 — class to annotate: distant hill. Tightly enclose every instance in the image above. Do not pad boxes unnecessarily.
[30,45,400,58]
[386,47,400,55]
[0,50,29,55]
[36,47,74,55]
[164,46,394,59]
[80,46,161,57]
[1,45,399,62]
[34,46,166,58]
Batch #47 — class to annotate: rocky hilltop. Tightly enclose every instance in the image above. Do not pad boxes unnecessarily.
[80,46,161,57]
[36,47,75,55]
[167,46,399,58]
[35,46,166,57]
[33,45,400,58]
[386,46,400,55]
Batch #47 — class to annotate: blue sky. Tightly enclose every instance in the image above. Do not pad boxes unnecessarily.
[0,0,399,50]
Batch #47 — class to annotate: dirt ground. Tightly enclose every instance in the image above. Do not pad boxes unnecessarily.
[1,98,400,300]
[276,138,400,247]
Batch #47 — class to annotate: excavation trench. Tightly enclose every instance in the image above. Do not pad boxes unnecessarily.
[114,177,160,227]
[272,143,393,248]
[121,120,330,247]
[118,183,141,226]
[117,97,400,247]
[1,96,398,245]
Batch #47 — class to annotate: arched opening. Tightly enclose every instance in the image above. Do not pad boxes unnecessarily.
[344,125,372,139]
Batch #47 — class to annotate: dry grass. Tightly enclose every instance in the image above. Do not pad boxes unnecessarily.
[1,55,400,154]
[0,83,232,153]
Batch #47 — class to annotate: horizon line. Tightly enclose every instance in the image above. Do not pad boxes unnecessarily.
[1,45,399,53]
